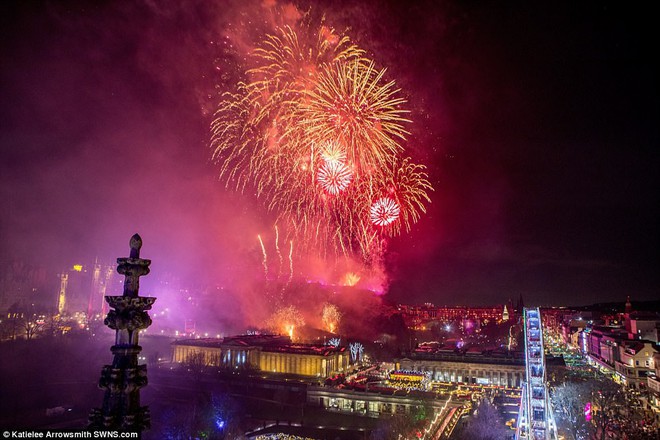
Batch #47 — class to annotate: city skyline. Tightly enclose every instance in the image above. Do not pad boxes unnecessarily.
[1,234,659,437]
[1,0,657,307]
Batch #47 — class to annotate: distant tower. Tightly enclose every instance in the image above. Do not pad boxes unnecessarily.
[623,295,634,334]
[503,304,510,322]
[100,265,115,316]
[625,295,633,314]
[57,273,68,315]
[88,259,102,317]
[89,234,156,432]
[516,294,525,314]
[88,259,116,317]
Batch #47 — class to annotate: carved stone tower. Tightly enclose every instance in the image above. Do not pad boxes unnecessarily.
[89,234,156,431]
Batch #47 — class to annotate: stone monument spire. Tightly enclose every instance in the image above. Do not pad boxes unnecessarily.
[89,234,156,431]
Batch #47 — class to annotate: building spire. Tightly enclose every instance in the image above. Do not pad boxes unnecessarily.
[89,234,156,432]
[516,293,525,313]
[625,295,632,314]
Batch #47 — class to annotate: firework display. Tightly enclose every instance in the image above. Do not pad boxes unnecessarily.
[266,305,305,339]
[342,272,360,287]
[211,20,432,262]
[369,197,400,227]
[321,303,341,333]
[317,159,352,195]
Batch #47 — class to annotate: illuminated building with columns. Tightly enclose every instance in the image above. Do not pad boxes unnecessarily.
[398,349,526,387]
[172,334,351,378]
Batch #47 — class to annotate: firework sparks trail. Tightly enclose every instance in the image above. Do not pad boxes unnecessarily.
[257,234,268,278]
[255,229,297,288]
[275,225,283,276]
[288,240,294,284]
[211,18,433,264]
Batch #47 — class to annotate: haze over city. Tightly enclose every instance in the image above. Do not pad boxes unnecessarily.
[1,0,657,311]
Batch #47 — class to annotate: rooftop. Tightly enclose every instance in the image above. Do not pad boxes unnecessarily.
[172,335,346,356]
[172,334,291,348]
[402,348,526,366]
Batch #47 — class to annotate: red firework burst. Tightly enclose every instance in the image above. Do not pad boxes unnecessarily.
[370,197,400,226]
[317,160,352,194]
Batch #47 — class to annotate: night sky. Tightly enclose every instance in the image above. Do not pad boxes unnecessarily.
[1,0,657,307]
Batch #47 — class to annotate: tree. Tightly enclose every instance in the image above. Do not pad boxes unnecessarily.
[155,392,245,440]
[550,377,643,440]
[456,398,511,440]
[370,401,440,440]
[159,407,192,440]
[147,350,160,368]
[2,303,23,340]
[41,313,62,338]
[590,380,643,440]
[551,381,592,440]
[210,392,244,439]
[370,413,418,440]
[22,316,39,340]
[184,351,208,385]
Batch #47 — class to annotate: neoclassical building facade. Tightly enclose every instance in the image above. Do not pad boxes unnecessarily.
[398,351,526,388]
[172,334,351,378]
